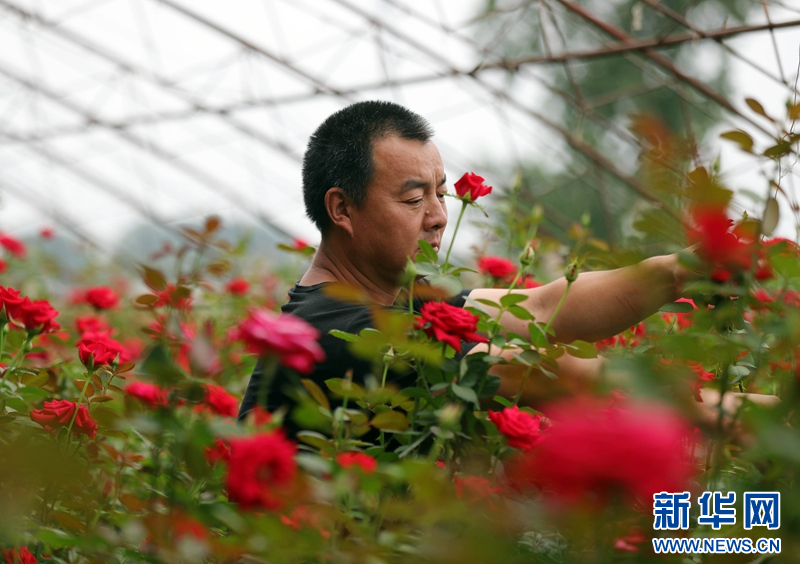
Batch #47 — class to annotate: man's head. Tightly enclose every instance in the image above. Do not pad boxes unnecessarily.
[302,101,434,233]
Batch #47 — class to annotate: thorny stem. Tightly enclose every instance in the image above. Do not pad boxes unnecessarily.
[544,280,574,335]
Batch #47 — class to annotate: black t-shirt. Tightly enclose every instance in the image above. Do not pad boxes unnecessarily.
[237,282,474,435]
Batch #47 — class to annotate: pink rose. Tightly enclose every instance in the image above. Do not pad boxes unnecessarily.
[229,309,325,374]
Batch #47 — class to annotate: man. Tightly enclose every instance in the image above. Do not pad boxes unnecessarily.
[238,100,772,430]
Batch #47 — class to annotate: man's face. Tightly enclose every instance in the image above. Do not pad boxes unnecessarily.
[348,134,448,287]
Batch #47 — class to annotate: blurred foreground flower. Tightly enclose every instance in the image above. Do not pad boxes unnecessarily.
[126,381,168,408]
[337,451,377,474]
[226,432,297,510]
[2,547,37,564]
[200,383,238,417]
[225,277,250,296]
[30,399,97,439]
[509,398,694,505]
[229,309,325,374]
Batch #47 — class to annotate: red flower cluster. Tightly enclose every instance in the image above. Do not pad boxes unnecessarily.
[226,432,297,510]
[595,323,647,351]
[0,287,60,334]
[30,399,97,439]
[229,309,325,374]
[454,172,492,201]
[336,451,377,474]
[126,382,168,408]
[77,331,124,367]
[0,233,26,258]
[509,398,694,504]
[2,547,37,564]
[415,301,488,354]
[225,277,250,296]
[488,405,545,451]
[477,255,516,279]
[84,286,120,310]
[154,284,193,311]
[200,383,238,417]
[688,362,715,402]
[660,298,697,331]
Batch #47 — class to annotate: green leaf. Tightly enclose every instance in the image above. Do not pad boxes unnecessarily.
[141,265,167,291]
[329,329,357,343]
[660,301,695,313]
[728,365,750,379]
[492,395,514,408]
[564,340,597,359]
[297,430,335,450]
[301,379,331,411]
[528,322,549,348]
[763,141,792,159]
[508,305,533,320]
[514,349,541,366]
[325,378,364,399]
[500,293,528,307]
[427,274,462,296]
[371,410,409,431]
[401,387,429,399]
[762,197,780,236]
[413,262,440,277]
[417,239,438,263]
[720,130,754,153]
[21,370,48,388]
[745,97,774,121]
[451,383,479,406]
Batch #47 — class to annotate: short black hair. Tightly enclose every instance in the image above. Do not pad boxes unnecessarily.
[302,100,433,233]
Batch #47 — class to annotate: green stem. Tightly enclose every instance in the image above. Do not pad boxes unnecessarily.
[65,366,94,446]
[0,321,7,362]
[381,359,390,388]
[442,200,468,273]
[543,280,573,335]
[9,332,35,371]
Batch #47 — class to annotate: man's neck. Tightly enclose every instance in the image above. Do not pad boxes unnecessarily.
[299,239,400,306]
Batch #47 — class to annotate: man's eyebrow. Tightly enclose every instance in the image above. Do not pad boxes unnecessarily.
[400,175,447,192]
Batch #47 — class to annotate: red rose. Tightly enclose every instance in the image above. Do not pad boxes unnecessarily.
[509,398,694,504]
[77,331,124,367]
[293,238,309,250]
[16,298,60,334]
[488,405,545,451]
[520,275,542,289]
[477,256,516,279]
[0,286,25,321]
[336,451,377,474]
[30,399,97,439]
[660,298,696,330]
[687,206,753,277]
[226,432,297,510]
[454,172,492,201]
[205,438,231,465]
[40,227,55,239]
[201,383,238,417]
[75,314,110,335]
[415,301,488,354]
[454,475,502,506]
[84,286,120,310]
[154,284,192,310]
[0,233,26,258]
[225,277,250,296]
[229,309,325,374]
[2,547,37,564]
[126,381,168,408]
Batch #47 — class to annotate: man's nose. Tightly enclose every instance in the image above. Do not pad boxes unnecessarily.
[424,193,447,231]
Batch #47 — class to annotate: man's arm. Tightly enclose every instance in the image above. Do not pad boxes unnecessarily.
[468,253,684,343]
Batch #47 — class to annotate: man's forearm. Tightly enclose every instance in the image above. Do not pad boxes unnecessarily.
[527,254,681,343]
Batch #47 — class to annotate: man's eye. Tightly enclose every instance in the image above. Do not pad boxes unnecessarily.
[406,199,422,206]
[437,192,446,200]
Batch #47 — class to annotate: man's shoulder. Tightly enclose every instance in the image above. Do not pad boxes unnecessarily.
[282,282,373,334]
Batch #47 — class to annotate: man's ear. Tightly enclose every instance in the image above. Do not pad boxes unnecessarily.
[324,187,354,236]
